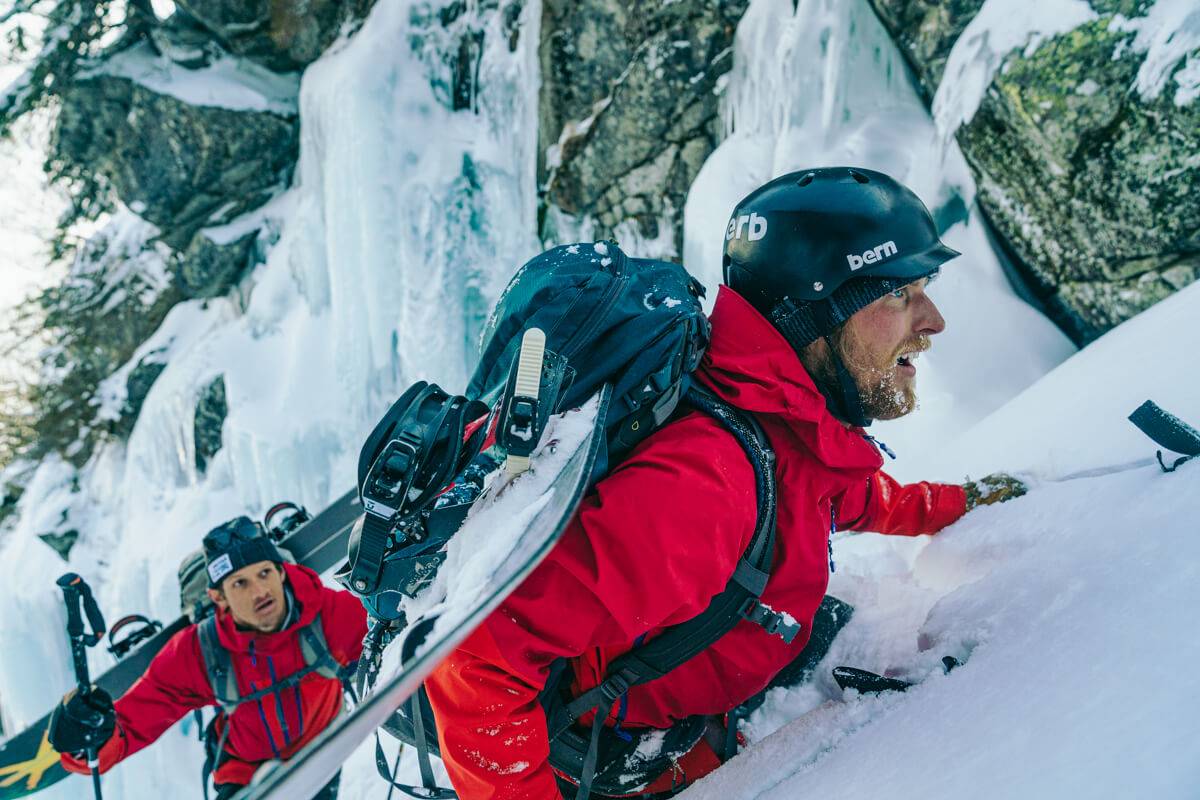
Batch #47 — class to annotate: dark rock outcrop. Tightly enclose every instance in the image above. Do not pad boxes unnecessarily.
[539,0,749,251]
[52,63,299,250]
[173,231,259,299]
[867,1,1200,342]
[113,356,168,440]
[171,0,379,72]
[194,375,227,474]
[38,529,79,561]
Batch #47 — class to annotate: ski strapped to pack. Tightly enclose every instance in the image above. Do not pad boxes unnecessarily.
[540,386,789,799]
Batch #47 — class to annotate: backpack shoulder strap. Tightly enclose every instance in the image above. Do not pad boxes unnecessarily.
[196,615,240,714]
[555,386,791,732]
[298,612,354,682]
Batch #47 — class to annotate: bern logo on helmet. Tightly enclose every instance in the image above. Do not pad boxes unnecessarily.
[846,240,898,270]
[725,212,768,242]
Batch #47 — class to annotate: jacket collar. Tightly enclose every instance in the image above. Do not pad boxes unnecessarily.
[697,286,884,474]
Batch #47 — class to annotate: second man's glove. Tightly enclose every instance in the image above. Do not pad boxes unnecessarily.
[963,472,1028,511]
[48,687,116,755]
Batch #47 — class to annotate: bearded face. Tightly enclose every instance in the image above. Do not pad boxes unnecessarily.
[799,277,944,423]
[827,325,931,420]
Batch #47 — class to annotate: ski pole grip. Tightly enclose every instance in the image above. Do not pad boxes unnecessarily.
[57,573,86,639]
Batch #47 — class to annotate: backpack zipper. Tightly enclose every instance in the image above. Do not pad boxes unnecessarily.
[559,246,629,360]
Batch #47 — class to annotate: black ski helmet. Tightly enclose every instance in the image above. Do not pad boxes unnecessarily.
[723,166,959,346]
[722,167,960,427]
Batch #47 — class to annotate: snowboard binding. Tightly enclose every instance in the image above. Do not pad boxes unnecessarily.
[341,329,564,608]
[342,382,489,596]
[106,614,163,660]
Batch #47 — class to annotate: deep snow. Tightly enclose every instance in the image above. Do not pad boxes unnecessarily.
[0,0,1196,798]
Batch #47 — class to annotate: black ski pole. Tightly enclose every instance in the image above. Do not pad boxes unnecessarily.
[56,573,107,800]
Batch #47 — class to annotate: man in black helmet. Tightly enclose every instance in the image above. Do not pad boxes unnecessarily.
[727,167,950,426]
[426,167,1025,799]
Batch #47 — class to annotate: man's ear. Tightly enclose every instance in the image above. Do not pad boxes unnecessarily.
[206,587,228,611]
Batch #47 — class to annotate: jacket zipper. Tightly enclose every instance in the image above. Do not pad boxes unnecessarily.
[266,655,292,746]
[249,640,283,759]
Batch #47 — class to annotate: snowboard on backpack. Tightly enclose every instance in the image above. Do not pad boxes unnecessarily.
[0,491,362,800]
[236,388,610,800]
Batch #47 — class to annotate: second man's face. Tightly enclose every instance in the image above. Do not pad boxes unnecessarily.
[210,561,289,633]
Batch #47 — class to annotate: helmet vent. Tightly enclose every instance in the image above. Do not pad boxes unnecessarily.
[849,169,870,184]
[797,172,815,187]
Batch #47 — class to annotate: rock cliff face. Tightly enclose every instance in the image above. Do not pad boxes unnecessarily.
[7,0,1197,480]
[538,0,748,252]
[7,2,368,470]
[171,0,379,71]
[868,0,1199,343]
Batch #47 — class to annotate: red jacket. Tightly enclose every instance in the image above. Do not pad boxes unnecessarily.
[62,563,367,786]
[424,286,967,799]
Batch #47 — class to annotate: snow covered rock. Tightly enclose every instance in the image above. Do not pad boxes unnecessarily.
[171,0,378,72]
[52,45,299,250]
[869,0,1200,343]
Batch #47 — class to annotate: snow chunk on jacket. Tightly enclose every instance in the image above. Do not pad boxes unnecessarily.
[424,286,967,799]
[61,562,367,787]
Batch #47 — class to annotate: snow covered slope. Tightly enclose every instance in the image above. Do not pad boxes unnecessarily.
[684,284,1200,800]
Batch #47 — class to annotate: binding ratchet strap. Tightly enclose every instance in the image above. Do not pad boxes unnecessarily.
[503,327,548,475]
[352,383,488,595]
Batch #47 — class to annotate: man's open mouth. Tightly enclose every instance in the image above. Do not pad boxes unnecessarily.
[255,598,275,615]
[896,350,920,373]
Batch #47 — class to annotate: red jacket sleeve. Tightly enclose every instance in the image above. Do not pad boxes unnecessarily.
[835,470,967,536]
[61,627,213,775]
[320,583,369,667]
[424,416,757,800]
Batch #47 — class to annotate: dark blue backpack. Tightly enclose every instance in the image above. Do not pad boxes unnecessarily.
[467,241,711,473]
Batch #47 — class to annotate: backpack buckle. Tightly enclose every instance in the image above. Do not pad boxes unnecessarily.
[740,599,802,644]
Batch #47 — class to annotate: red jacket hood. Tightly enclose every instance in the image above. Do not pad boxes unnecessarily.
[697,285,884,475]
[214,562,326,655]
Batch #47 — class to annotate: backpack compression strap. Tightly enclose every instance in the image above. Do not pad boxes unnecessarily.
[550,387,791,799]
